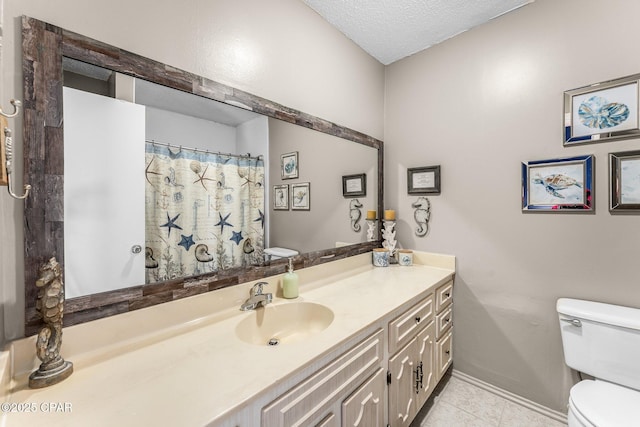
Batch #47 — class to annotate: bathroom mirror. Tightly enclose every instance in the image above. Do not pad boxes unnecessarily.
[22,16,383,334]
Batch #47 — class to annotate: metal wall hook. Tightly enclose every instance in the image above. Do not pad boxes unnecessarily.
[0,99,21,119]
[4,126,31,200]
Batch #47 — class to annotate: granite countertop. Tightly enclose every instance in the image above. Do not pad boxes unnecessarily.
[0,251,454,426]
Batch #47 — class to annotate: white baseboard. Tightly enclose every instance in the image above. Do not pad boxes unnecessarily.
[452,369,568,424]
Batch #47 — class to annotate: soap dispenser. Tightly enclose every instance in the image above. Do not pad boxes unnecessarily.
[283,257,299,299]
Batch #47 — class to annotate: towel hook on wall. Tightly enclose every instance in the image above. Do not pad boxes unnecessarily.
[1,99,31,200]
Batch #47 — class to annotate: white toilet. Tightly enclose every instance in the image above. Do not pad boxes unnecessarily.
[557,298,640,426]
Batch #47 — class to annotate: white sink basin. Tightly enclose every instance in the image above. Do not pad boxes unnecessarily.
[235,302,334,346]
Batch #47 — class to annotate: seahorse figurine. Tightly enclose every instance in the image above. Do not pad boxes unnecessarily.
[349,199,363,232]
[29,257,73,388]
[412,197,431,237]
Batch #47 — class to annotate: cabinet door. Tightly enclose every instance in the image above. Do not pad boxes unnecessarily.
[342,368,386,427]
[436,329,453,381]
[388,339,417,427]
[415,321,436,409]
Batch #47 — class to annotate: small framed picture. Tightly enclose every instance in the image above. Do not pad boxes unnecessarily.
[342,173,366,197]
[281,151,299,180]
[408,166,441,195]
[273,184,289,210]
[291,182,310,211]
[522,155,594,212]
[564,74,640,145]
[609,150,640,211]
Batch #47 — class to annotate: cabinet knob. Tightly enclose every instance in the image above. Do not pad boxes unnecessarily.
[415,316,421,323]
[445,350,450,355]
[444,317,450,323]
[444,292,451,297]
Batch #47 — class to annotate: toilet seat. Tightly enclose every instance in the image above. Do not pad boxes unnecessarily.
[570,380,640,427]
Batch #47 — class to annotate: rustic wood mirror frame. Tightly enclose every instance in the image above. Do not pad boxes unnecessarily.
[22,16,384,335]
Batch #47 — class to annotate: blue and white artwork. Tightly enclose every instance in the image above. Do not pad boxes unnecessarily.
[620,157,640,204]
[522,155,593,211]
[572,82,638,138]
[529,163,584,205]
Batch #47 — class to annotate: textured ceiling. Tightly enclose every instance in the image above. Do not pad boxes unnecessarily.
[301,0,534,65]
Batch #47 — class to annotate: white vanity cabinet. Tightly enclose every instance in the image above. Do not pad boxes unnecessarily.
[261,330,385,426]
[387,295,437,427]
[260,278,454,427]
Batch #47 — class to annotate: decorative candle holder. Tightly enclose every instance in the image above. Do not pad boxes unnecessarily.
[366,219,378,242]
[382,220,398,263]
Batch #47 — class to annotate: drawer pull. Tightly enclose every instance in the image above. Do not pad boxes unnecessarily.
[445,350,450,355]
[415,316,421,323]
[444,317,450,324]
[444,292,451,298]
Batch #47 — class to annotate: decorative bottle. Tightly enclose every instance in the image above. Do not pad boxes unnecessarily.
[283,258,299,299]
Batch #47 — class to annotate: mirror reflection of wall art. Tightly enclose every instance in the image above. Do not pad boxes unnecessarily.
[522,155,594,212]
[273,184,289,210]
[281,151,299,180]
[564,74,640,145]
[342,173,366,197]
[291,182,310,211]
[408,165,441,194]
[609,150,640,211]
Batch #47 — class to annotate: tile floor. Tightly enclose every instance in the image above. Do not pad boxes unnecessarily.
[411,375,567,427]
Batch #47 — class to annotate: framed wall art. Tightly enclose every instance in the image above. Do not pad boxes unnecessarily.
[522,155,594,212]
[408,166,440,194]
[273,184,289,210]
[342,173,366,197]
[291,182,310,211]
[281,151,299,179]
[609,150,640,211]
[564,74,640,145]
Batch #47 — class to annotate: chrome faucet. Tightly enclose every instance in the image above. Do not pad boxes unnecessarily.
[240,282,272,311]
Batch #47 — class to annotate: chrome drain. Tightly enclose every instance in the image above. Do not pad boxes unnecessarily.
[267,338,280,346]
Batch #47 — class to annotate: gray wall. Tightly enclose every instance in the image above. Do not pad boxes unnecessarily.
[268,118,377,253]
[385,0,640,412]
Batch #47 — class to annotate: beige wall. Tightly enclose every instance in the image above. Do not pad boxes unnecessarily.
[385,0,640,412]
[0,0,384,341]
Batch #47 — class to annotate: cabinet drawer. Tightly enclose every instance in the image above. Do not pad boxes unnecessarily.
[262,329,383,426]
[435,280,453,313]
[436,304,453,339]
[388,294,434,354]
[436,329,453,380]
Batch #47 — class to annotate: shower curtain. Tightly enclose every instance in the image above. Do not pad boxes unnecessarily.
[144,143,265,283]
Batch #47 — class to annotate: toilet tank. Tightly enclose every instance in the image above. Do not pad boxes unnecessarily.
[557,298,640,391]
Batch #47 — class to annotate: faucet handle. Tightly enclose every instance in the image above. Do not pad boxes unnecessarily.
[251,281,268,296]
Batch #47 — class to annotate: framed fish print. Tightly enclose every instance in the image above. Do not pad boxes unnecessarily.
[564,74,640,145]
[281,151,299,179]
[610,150,640,212]
[273,184,289,210]
[291,182,310,211]
[522,155,594,212]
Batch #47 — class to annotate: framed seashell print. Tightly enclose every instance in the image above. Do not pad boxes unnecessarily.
[522,155,594,212]
[281,151,299,179]
[609,150,640,212]
[291,182,310,210]
[564,74,640,145]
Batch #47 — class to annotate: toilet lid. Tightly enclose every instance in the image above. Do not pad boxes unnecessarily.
[570,380,640,427]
